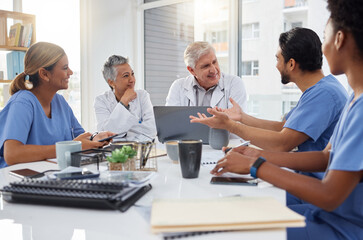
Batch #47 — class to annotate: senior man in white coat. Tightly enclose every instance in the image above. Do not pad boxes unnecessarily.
[166,41,247,110]
[94,55,156,141]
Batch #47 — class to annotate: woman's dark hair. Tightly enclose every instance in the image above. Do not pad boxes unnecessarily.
[327,0,363,56]
[279,27,322,72]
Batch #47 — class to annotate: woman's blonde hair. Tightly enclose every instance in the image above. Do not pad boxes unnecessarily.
[10,42,65,95]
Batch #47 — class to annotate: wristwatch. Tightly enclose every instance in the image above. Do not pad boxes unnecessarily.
[250,157,266,178]
[90,132,99,141]
[120,101,130,110]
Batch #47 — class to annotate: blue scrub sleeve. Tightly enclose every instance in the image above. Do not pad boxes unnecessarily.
[284,89,337,141]
[329,105,363,171]
[1,101,34,145]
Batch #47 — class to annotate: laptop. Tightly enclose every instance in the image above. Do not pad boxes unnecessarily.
[153,106,212,144]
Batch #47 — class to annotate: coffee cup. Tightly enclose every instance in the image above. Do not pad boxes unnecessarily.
[165,140,179,163]
[178,140,202,178]
[209,128,229,150]
[56,141,82,170]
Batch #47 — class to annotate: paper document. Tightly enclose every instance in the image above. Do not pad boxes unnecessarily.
[151,196,305,233]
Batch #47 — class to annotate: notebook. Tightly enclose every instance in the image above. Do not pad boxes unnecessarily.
[153,106,212,144]
[151,196,305,233]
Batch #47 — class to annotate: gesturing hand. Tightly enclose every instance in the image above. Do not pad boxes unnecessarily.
[219,98,244,122]
[189,107,231,130]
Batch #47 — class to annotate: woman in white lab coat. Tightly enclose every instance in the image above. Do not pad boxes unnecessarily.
[94,55,156,142]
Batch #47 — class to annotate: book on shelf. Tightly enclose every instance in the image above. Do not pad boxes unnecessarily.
[7,23,33,47]
[17,25,24,47]
[6,51,25,80]
[151,196,305,234]
[21,23,33,47]
[0,17,6,45]
[8,23,22,47]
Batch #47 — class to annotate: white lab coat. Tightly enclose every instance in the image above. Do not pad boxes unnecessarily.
[165,73,248,111]
[94,89,157,142]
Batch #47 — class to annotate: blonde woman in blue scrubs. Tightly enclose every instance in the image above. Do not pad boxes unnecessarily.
[211,0,363,239]
[0,42,113,168]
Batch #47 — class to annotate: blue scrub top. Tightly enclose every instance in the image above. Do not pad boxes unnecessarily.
[0,90,84,168]
[284,75,348,179]
[288,94,363,240]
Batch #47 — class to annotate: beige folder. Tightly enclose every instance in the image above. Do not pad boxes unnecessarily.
[151,196,305,233]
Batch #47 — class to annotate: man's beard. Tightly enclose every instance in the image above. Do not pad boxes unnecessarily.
[281,72,290,85]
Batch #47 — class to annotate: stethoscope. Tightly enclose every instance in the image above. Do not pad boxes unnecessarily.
[187,85,226,106]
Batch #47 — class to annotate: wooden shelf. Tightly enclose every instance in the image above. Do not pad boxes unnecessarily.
[0,45,28,51]
[0,9,36,50]
[0,80,12,83]
[0,10,36,107]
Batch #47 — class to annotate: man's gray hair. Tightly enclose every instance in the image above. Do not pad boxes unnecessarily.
[184,41,216,68]
[102,55,129,83]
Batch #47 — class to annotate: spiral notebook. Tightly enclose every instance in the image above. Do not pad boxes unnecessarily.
[1,178,152,212]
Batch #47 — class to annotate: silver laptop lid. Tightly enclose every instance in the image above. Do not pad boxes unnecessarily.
[153,106,212,144]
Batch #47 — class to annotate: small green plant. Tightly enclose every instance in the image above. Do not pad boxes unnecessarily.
[107,146,137,163]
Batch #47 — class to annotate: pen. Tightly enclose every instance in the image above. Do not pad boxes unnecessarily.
[224,140,250,154]
[143,139,155,167]
[71,127,75,139]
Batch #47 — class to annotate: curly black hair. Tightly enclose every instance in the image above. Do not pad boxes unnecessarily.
[327,0,363,55]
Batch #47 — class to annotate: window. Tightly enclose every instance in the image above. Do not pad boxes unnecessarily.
[205,30,227,44]
[141,0,344,121]
[241,61,259,76]
[291,21,302,28]
[237,0,343,121]
[23,0,81,121]
[241,23,259,39]
[143,0,230,106]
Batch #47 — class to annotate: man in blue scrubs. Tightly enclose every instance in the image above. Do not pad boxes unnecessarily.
[191,28,348,178]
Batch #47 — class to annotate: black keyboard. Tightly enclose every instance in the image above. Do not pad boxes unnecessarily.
[1,179,152,212]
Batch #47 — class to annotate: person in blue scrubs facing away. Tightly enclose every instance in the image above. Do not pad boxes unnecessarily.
[210,0,363,238]
[190,28,348,156]
[0,42,114,168]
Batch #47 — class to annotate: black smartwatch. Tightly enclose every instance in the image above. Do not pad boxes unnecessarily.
[250,157,266,178]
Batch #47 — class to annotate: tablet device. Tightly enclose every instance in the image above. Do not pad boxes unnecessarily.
[55,171,100,180]
[210,177,258,186]
[153,106,211,144]
[98,133,125,142]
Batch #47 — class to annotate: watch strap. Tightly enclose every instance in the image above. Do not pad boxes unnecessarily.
[250,157,266,178]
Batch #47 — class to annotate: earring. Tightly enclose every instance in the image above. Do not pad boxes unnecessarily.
[25,79,33,90]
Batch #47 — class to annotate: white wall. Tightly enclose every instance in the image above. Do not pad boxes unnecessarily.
[308,0,349,91]
[80,0,140,131]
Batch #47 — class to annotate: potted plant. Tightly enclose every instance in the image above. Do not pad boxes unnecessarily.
[107,145,137,171]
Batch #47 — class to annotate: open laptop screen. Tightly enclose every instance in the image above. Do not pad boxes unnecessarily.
[153,106,212,144]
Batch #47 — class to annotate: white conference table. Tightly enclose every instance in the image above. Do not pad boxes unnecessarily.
[0,143,287,240]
